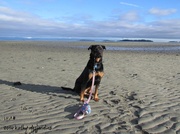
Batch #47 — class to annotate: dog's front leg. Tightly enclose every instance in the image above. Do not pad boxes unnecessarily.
[94,85,99,101]
[80,82,89,102]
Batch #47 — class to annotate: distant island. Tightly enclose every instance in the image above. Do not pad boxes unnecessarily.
[118,39,153,42]
[169,41,180,43]
[78,38,155,42]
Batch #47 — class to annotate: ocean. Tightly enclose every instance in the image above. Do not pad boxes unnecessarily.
[1,36,180,53]
[0,36,180,43]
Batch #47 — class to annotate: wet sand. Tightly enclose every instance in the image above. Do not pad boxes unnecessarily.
[0,41,180,134]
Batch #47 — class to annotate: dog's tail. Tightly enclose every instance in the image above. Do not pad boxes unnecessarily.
[61,87,74,92]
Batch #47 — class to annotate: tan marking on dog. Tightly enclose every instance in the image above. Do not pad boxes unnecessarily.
[95,58,101,62]
[95,71,104,78]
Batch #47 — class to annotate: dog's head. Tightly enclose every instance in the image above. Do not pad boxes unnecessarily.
[88,45,106,62]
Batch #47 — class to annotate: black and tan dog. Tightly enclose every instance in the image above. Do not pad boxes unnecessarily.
[62,45,106,102]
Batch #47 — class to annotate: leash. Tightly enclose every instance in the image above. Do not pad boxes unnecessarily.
[86,64,97,104]
[74,64,97,120]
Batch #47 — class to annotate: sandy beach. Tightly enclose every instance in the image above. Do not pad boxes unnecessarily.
[0,41,180,134]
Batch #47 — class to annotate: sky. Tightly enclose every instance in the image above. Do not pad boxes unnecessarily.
[0,0,180,39]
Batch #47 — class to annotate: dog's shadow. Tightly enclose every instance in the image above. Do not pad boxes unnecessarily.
[0,79,80,119]
[0,79,77,98]
[0,79,88,119]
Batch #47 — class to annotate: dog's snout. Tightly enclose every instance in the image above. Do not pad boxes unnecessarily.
[95,53,102,58]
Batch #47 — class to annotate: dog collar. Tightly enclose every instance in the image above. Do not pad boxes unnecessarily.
[94,63,98,70]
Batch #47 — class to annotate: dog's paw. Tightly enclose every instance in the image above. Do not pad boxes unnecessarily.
[80,99,84,102]
[94,98,99,102]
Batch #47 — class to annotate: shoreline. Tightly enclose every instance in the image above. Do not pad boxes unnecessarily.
[0,41,180,133]
[1,41,180,53]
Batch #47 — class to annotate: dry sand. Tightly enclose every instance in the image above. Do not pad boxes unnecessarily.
[0,41,180,134]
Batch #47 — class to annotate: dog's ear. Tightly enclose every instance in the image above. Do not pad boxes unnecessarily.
[88,45,93,50]
[101,45,106,50]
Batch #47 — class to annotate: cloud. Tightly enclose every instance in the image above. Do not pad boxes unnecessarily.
[136,19,180,38]
[0,6,36,22]
[120,11,140,21]
[120,2,140,8]
[149,8,177,16]
[0,6,180,39]
[0,6,69,35]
